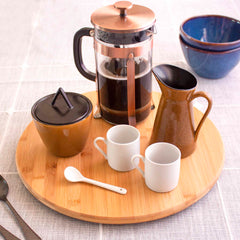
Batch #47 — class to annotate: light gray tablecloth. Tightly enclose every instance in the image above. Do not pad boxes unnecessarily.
[0,0,239,239]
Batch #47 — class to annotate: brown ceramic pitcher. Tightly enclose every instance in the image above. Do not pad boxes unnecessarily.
[150,64,212,158]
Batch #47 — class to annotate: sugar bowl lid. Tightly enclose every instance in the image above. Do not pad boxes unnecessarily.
[91,1,156,33]
[31,88,92,125]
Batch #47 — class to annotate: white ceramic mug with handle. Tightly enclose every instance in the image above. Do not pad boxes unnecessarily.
[131,142,181,192]
[94,125,140,172]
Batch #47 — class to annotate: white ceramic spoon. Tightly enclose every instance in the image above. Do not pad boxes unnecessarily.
[64,166,127,195]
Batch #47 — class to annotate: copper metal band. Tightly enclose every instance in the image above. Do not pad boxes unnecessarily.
[127,52,136,126]
[94,38,153,58]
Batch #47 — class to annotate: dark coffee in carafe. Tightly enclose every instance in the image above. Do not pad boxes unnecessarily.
[73,2,156,125]
[97,58,152,124]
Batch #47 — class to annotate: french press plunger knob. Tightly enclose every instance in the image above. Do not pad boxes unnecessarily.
[114,1,133,17]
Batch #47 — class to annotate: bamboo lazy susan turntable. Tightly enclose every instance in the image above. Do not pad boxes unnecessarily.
[16,91,224,224]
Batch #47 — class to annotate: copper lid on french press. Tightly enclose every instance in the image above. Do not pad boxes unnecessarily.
[31,88,92,125]
[91,1,156,33]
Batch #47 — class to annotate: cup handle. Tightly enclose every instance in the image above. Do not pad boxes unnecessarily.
[131,154,145,177]
[94,137,107,159]
[190,91,213,140]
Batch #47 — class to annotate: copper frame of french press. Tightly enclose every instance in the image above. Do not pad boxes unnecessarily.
[94,38,153,126]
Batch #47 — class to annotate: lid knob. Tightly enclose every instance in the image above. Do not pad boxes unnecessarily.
[52,87,73,109]
[114,1,133,17]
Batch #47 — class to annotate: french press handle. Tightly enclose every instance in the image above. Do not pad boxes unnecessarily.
[73,27,96,81]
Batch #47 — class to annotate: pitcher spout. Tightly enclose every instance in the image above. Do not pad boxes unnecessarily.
[152,64,197,100]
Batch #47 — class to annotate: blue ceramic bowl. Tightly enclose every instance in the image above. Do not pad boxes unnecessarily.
[179,35,240,79]
[180,15,240,51]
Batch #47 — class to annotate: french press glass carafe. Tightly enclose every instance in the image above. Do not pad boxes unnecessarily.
[73,1,156,125]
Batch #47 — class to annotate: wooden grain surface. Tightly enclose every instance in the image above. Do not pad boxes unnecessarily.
[16,91,224,224]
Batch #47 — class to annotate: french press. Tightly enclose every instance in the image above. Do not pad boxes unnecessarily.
[73,1,156,125]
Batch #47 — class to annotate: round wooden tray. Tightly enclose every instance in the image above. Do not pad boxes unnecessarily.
[16,91,224,224]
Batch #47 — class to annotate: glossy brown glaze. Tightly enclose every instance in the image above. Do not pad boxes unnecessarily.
[150,64,212,158]
[31,89,93,157]
[33,113,92,157]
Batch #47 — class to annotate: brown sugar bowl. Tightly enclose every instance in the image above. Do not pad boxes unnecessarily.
[31,87,93,157]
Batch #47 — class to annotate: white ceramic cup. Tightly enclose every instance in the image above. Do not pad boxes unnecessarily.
[131,142,181,192]
[94,125,140,172]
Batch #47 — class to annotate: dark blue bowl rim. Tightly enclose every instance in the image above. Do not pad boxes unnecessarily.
[179,35,240,54]
[180,14,240,47]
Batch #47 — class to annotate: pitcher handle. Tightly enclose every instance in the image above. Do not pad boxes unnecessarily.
[73,27,96,81]
[190,91,213,140]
